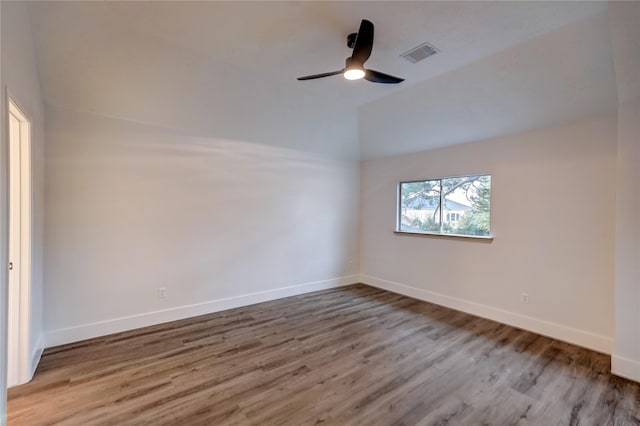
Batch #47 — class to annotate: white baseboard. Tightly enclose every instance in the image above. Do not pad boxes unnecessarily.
[45,275,359,347]
[29,334,44,379]
[360,274,613,355]
[612,355,640,382]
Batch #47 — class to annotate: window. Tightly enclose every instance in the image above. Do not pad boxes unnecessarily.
[397,174,491,237]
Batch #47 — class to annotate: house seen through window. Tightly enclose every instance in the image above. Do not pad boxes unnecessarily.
[398,174,491,237]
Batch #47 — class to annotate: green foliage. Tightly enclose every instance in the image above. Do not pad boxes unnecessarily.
[456,176,491,236]
[415,216,440,232]
[400,180,440,209]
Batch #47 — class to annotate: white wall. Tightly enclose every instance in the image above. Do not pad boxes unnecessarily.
[360,116,618,353]
[0,0,46,422]
[613,98,640,380]
[610,1,640,382]
[43,105,360,346]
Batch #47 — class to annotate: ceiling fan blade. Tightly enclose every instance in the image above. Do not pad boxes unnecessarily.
[297,70,344,81]
[351,19,374,65]
[364,69,404,84]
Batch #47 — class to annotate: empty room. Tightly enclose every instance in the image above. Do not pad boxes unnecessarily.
[1,0,639,424]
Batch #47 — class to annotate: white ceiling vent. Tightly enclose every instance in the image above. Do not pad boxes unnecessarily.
[401,42,439,64]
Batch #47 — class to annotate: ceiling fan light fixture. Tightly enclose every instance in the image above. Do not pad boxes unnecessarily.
[344,67,365,80]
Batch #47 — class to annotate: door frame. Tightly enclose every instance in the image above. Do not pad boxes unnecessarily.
[6,93,32,387]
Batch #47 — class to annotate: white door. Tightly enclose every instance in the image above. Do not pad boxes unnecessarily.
[7,98,32,387]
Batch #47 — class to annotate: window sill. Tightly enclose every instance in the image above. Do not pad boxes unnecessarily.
[394,230,494,242]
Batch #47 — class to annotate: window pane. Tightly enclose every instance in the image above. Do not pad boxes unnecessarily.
[441,175,491,236]
[399,180,441,232]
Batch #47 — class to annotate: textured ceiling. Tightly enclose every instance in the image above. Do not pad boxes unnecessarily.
[27,1,614,159]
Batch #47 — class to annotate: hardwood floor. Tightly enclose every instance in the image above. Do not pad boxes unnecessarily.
[7,284,640,425]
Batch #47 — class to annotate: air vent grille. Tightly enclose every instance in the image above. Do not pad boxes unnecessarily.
[401,42,439,64]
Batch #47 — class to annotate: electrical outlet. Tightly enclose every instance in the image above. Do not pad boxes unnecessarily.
[158,287,167,298]
[520,293,529,304]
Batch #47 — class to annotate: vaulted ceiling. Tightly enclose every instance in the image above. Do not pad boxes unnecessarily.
[28,1,616,159]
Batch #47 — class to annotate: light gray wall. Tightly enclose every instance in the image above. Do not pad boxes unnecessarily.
[613,98,640,379]
[0,1,45,421]
[43,105,360,345]
[360,116,618,353]
[610,1,640,382]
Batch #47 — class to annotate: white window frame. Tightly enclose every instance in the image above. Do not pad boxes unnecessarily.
[396,173,493,240]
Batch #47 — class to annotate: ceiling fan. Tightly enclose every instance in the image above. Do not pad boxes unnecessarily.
[297,19,404,84]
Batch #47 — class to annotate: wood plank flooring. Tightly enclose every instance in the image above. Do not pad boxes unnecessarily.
[7,284,640,425]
